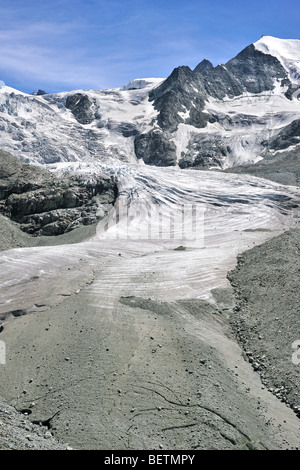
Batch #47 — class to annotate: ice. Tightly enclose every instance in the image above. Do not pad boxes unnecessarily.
[0,161,299,316]
[203,83,300,166]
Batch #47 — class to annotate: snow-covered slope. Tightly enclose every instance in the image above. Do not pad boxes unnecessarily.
[0,78,164,166]
[254,36,300,84]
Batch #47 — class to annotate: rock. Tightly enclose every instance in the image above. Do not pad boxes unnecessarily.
[224,44,288,96]
[65,93,96,124]
[134,129,177,166]
[0,150,117,236]
[118,122,138,137]
[263,119,300,151]
[228,225,300,418]
[0,396,69,450]
[179,135,227,169]
[193,59,214,73]
[133,42,292,167]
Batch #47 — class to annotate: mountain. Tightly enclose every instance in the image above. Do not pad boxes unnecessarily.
[143,35,300,168]
[0,36,299,173]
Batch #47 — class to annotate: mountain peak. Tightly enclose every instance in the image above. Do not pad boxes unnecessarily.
[194,59,214,73]
[254,36,300,84]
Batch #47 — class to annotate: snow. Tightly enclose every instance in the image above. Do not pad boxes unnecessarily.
[121,78,164,91]
[0,161,299,316]
[0,77,165,165]
[0,36,299,169]
[254,36,300,84]
[203,82,300,167]
[0,85,29,96]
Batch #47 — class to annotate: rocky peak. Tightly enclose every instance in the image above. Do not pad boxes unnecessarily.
[193,59,214,73]
[225,44,289,95]
[148,65,208,132]
[133,37,300,168]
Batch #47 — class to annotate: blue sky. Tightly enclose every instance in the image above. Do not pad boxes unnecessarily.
[0,0,299,93]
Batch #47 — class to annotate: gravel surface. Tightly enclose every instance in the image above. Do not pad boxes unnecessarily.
[228,223,300,421]
[0,396,71,450]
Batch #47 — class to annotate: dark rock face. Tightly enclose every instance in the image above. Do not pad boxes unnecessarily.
[195,63,244,100]
[149,66,209,132]
[107,121,138,138]
[193,45,289,100]
[193,59,214,73]
[65,93,96,124]
[150,44,289,121]
[264,119,300,150]
[134,130,177,166]
[225,45,288,95]
[284,83,300,100]
[0,150,117,236]
[179,136,227,169]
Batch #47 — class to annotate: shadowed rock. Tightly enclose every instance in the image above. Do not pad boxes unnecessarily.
[65,93,96,125]
[0,150,117,236]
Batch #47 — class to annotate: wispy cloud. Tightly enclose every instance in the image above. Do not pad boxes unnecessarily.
[0,0,299,93]
[0,19,114,91]
[0,13,197,92]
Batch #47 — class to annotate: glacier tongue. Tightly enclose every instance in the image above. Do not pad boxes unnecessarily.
[1,161,299,316]
[89,163,300,305]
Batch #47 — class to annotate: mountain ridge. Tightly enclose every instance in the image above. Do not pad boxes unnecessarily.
[0,36,299,172]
